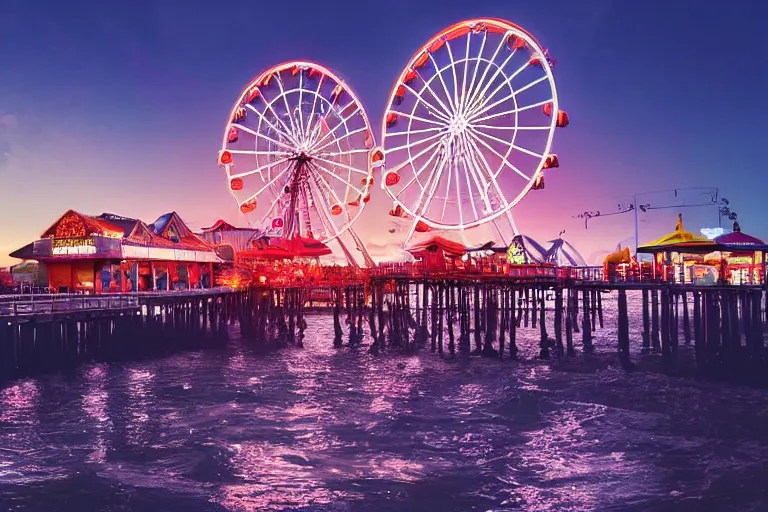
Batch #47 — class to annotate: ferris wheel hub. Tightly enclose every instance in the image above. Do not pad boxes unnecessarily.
[449,113,469,136]
[292,151,312,164]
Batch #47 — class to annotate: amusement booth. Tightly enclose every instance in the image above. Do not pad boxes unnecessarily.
[708,222,768,285]
[636,214,721,284]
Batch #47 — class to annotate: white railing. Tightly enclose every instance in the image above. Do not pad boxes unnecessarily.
[0,287,236,317]
[0,296,141,317]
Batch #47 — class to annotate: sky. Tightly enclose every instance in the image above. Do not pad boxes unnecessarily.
[0,0,766,266]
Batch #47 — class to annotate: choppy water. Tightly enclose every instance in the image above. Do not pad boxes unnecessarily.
[2,300,768,511]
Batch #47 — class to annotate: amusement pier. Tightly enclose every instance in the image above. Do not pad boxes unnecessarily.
[2,18,767,388]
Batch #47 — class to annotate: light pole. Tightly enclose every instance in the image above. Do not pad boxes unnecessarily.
[718,198,737,228]
[574,187,723,253]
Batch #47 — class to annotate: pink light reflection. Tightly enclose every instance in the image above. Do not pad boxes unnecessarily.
[125,368,154,446]
[82,364,111,463]
[215,441,363,511]
[509,403,651,511]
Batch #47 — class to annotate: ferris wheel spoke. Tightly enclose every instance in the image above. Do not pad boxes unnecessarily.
[452,137,465,227]
[468,60,531,119]
[385,125,445,137]
[303,75,326,141]
[312,154,368,179]
[317,148,369,158]
[307,171,347,238]
[274,73,301,143]
[426,53,456,112]
[241,107,297,151]
[419,59,455,116]
[462,33,487,113]
[230,156,293,180]
[473,124,551,131]
[470,98,552,125]
[463,131,511,212]
[461,133,492,202]
[513,74,550,98]
[467,46,517,112]
[312,160,365,199]
[408,150,448,220]
[437,44,460,111]
[465,31,508,114]
[310,163,355,220]
[308,100,360,150]
[239,160,296,202]
[227,149,291,157]
[458,36,471,111]
[252,94,301,148]
[439,152,454,222]
[465,128,531,181]
[386,135,445,176]
[386,129,447,155]
[256,192,286,229]
[457,133,490,216]
[311,125,367,156]
[387,110,446,128]
[308,163,345,208]
[297,72,306,137]
[468,88,518,124]
[394,141,443,197]
[403,83,451,122]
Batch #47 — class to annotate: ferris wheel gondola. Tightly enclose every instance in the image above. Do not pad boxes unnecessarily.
[379,18,569,243]
[218,61,377,244]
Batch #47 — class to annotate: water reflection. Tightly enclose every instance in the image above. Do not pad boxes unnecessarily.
[125,368,155,446]
[0,308,767,511]
[82,365,111,463]
[0,380,41,482]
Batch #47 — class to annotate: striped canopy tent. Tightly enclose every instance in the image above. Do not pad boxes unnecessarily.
[544,237,587,267]
[506,234,547,265]
[713,222,768,252]
[637,214,720,255]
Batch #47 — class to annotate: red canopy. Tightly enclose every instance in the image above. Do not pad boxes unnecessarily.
[406,235,466,257]
[713,222,768,251]
[714,231,765,247]
[241,236,332,260]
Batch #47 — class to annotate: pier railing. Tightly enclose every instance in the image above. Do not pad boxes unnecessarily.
[369,262,606,283]
[0,295,140,317]
[0,287,237,318]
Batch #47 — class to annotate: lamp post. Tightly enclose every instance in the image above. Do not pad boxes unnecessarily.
[718,198,737,228]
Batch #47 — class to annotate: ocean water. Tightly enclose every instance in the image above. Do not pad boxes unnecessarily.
[1,293,768,511]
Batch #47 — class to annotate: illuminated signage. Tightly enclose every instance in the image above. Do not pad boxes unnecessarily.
[52,237,97,256]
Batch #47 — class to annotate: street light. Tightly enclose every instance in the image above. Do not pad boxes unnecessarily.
[718,198,737,227]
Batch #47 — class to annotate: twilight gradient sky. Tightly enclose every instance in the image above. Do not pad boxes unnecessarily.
[0,0,766,266]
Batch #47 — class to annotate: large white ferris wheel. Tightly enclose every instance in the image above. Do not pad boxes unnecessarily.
[218,61,377,247]
[379,18,569,245]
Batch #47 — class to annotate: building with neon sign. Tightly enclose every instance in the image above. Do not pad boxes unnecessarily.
[9,210,220,293]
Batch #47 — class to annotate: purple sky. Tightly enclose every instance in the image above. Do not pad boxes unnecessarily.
[1,0,766,265]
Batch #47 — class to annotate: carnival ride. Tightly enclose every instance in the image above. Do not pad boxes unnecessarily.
[379,18,568,246]
[216,18,571,271]
[218,61,378,266]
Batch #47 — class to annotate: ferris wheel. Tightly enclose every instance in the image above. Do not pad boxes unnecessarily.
[379,18,569,243]
[218,61,377,244]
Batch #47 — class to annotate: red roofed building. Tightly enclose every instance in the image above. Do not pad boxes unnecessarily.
[9,210,220,293]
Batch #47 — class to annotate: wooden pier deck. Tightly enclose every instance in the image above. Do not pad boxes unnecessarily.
[0,268,766,386]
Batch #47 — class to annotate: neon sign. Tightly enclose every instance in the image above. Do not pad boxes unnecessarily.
[52,237,96,255]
